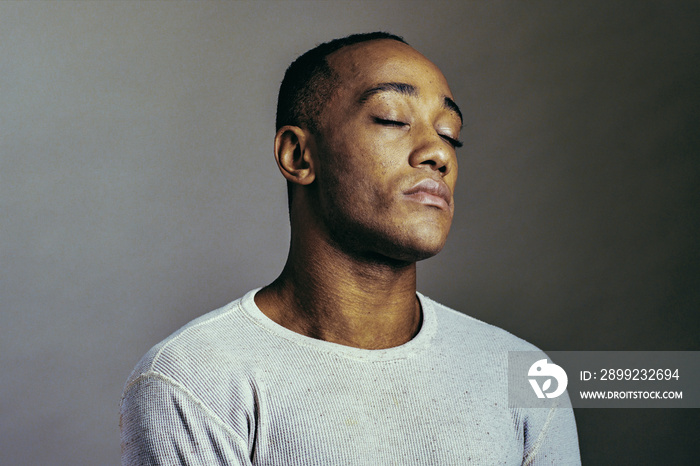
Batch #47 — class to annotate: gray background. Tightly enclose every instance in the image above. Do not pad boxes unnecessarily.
[1,1,698,464]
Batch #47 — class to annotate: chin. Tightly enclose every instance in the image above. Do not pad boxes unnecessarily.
[408,221,450,253]
[402,241,447,262]
[325,209,452,264]
[377,229,450,263]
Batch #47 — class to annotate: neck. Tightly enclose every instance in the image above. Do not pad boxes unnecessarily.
[255,221,421,350]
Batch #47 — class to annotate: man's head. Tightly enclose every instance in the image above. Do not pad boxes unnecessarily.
[274,33,462,264]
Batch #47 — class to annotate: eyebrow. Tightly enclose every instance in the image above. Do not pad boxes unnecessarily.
[358,81,463,126]
[358,82,418,102]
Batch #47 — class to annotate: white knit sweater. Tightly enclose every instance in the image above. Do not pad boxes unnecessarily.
[121,289,580,465]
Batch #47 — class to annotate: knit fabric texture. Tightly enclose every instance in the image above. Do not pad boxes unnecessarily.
[121,289,581,465]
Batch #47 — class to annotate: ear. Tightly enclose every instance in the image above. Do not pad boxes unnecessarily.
[274,125,316,186]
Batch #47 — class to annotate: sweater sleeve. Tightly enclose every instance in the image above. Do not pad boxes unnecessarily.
[120,374,253,466]
[522,398,581,466]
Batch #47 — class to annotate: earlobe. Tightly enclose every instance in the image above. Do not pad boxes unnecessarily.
[274,126,316,186]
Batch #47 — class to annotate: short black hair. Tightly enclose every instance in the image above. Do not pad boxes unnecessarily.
[276,32,407,133]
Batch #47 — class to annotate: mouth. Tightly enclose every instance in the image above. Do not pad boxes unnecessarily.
[403,178,453,212]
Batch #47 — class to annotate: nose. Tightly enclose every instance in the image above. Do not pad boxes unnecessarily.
[408,125,456,177]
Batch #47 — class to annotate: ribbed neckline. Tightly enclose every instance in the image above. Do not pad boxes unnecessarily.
[237,288,437,362]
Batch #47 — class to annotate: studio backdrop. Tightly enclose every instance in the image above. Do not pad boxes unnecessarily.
[1,1,698,464]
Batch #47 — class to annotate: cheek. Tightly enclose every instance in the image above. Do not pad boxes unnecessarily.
[319,129,409,216]
[332,168,390,214]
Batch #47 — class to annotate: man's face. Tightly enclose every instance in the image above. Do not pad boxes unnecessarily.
[311,39,462,263]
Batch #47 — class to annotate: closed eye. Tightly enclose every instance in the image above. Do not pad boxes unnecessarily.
[440,134,463,149]
[374,117,462,148]
[373,117,407,127]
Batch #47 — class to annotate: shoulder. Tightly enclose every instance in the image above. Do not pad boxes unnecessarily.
[123,290,263,395]
[120,291,265,457]
[419,292,540,353]
[419,294,581,463]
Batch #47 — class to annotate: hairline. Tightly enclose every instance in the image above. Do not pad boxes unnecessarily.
[276,34,408,132]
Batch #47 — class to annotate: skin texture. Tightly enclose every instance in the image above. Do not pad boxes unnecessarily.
[255,39,461,349]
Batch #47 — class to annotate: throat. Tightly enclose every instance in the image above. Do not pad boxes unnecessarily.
[255,269,421,350]
[299,294,423,349]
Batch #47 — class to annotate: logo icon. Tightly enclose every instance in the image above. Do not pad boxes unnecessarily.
[528,359,568,399]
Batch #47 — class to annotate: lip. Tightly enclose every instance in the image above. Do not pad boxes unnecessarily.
[403,178,453,211]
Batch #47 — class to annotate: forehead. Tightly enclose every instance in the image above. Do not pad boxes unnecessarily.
[326,40,453,99]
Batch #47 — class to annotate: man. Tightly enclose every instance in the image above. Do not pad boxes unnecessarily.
[121,32,580,465]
